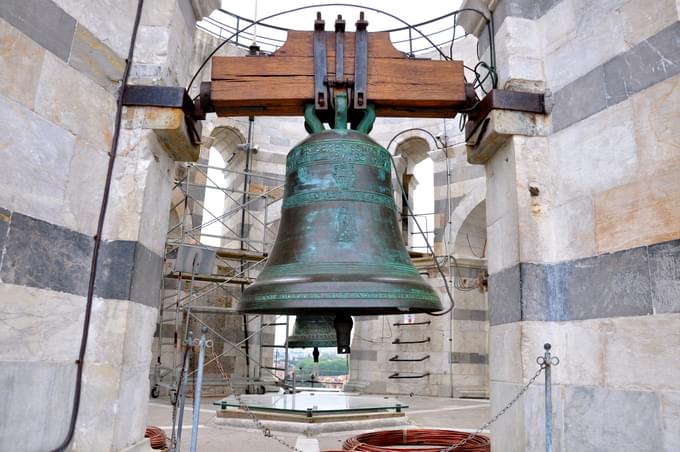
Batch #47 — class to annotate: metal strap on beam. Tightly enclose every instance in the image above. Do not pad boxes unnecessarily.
[465,89,546,141]
[313,12,327,110]
[335,15,345,83]
[354,12,368,109]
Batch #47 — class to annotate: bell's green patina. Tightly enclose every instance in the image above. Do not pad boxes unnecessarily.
[238,99,442,316]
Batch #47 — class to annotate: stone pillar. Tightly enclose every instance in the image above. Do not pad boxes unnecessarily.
[0,0,216,450]
[462,0,680,450]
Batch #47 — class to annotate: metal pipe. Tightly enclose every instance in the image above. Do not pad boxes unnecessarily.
[174,331,192,452]
[445,126,455,399]
[284,316,290,382]
[240,117,255,385]
[190,327,209,452]
[543,343,556,452]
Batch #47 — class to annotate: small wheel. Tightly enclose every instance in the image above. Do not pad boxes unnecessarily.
[257,385,266,394]
[151,385,160,398]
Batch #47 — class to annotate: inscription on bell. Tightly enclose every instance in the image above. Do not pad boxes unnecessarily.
[336,207,357,242]
[286,139,390,174]
[332,164,356,189]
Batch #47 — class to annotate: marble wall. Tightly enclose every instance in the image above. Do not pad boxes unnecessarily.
[461,0,680,450]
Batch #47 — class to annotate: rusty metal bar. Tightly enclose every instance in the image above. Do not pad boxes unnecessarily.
[354,12,368,109]
[313,12,327,110]
[388,372,430,379]
[465,89,546,141]
[389,354,430,362]
[335,15,345,82]
[392,337,431,345]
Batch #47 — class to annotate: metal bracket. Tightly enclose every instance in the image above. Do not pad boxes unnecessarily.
[389,372,430,379]
[393,320,431,326]
[389,354,430,362]
[312,12,369,126]
[122,85,194,114]
[392,337,431,345]
[121,84,203,147]
[353,12,368,109]
[193,81,214,120]
[313,12,328,110]
[335,15,345,86]
[465,89,546,141]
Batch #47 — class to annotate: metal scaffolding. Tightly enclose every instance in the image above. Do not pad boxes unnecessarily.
[151,137,291,398]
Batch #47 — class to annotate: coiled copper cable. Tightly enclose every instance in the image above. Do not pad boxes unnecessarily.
[145,426,168,451]
[340,428,490,452]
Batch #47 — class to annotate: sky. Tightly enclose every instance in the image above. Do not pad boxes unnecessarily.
[220,0,464,29]
[211,1,465,55]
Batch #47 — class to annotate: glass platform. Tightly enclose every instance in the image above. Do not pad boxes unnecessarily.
[214,392,407,417]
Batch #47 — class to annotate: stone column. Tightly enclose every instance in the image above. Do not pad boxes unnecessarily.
[461,0,680,450]
[0,0,216,450]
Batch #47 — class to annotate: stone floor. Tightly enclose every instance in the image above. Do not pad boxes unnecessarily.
[146,394,490,451]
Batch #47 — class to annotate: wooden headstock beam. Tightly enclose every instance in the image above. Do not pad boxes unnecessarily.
[209,30,469,118]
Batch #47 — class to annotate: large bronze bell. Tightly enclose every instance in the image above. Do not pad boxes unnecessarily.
[239,101,442,352]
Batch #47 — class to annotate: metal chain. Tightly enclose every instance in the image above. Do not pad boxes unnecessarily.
[210,345,303,452]
[210,343,545,452]
[442,365,546,451]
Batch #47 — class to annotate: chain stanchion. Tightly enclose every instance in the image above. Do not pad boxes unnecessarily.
[209,345,303,452]
[442,343,560,451]
[537,343,560,452]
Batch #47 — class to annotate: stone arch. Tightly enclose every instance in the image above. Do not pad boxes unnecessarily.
[454,200,487,259]
[394,135,431,164]
[198,125,247,247]
[444,178,486,254]
[209,125,246,163]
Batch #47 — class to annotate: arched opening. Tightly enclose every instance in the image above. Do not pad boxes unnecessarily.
[393,135,435,251]
[449,198,489,398]
[198,126,246,249]
[200,147,227,246]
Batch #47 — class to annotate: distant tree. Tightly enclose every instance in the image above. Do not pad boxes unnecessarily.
[295,355,348,376]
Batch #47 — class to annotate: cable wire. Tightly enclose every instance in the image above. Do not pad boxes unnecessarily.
[48,1,145,450]
[188,4,493,92]
[388,153,454,317]
[342,428,490,451]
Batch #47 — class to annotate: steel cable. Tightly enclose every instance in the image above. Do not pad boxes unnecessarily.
[47,1,146,450]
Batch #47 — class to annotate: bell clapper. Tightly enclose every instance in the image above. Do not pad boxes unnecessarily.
[334,315,353,354]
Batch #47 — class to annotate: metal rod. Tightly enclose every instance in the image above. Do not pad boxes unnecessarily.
[174,331,192,452]
[240,117,255,385]
[190,327,208,452]
[389,354,430,362]
[284,316,290,382]
[393,320,431,326]
[389,372,430,379]
[544,343,554,452]
[392,337,431,344]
